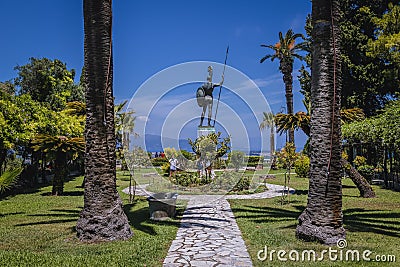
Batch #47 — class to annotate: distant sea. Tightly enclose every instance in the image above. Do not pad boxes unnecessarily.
[135,134,271,157]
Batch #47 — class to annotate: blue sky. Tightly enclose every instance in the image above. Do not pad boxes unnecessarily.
[0,0,311,152]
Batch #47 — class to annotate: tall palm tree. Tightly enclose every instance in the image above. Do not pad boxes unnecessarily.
[260,29,306,145]
[259,112,275,156]
[76,0,133,242]
[295,0,346,245]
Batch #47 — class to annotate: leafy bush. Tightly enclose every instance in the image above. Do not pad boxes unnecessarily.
[170,172,201,187]
[210,171,238,190]
[233,176,251,192]
[213,158,227,169]
[246,156,263,167]
[254,184,269,193]
[275,143,298,170]
[294,155,310,178]
[229,151,245,171]
[151,157,168,167]
[161,162,170,174]
[357,165,375,182]
[353,156,367,168]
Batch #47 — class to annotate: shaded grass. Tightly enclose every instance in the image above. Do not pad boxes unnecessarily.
[229,172,400,266]
[0,175,185,267]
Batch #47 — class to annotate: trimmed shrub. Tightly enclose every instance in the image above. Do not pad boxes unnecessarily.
[233,176,251,191]
[294,155,310,178]
[151,157,168,167]
[246,156,263,167]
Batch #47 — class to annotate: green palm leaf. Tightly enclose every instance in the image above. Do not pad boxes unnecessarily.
[0,167,23,192]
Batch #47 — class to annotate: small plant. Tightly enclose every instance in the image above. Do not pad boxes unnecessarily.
[210,171,237,190]
[151,157,168,167]
[294,154,310,178]
[229,150,245,171]
[161,162,170,175]
[233,175,251,192]
[277,142,298,203]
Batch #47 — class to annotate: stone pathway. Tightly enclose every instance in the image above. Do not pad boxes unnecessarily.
[163,196,252,267]
[122,183,294,266]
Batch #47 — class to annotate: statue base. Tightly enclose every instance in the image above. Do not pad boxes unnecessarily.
[197,126,215,138]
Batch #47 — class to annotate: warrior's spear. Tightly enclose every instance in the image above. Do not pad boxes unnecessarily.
[213,45,229,127]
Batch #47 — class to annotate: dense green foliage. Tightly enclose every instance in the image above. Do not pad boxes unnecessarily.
[246,156,264,167]
[342,100,400,147]
[294,154,310,178]
[14,58,84,111]
[229,150,245,171]
[298,1,400,116]
[0,58,85,191]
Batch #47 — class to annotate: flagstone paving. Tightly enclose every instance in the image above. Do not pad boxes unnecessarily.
[123,183,294,266]
[163,195,252,267]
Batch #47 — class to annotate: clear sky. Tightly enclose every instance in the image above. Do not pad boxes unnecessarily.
[0,0,312,152]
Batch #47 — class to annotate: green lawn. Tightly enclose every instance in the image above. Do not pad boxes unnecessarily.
[1,170,399,266]
[0,174,185,267]
[229,172,400,266]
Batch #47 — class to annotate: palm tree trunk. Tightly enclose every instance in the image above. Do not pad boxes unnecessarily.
[77,0,132,242]
[281,61,295,145]
[270,126,275,155]
[341,158,375,198]
[296,0,345,245]
[304,127,375,198]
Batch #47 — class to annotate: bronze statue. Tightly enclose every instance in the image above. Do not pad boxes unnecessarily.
[196,66,224,127]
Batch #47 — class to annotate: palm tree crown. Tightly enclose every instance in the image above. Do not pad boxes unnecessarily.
[260,29,306,66]
[260,29,306,145]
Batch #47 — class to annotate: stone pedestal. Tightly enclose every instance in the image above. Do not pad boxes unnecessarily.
[197,126,216,138]
[147,192,178,220]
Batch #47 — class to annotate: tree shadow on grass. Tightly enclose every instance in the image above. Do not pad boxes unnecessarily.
[41,191,84,197]
[344,208,400,238]
[15,219,77,226]
[15,209,80,227]
[231,204,304,225]
[0,212,25,217]
[123,199,183,236]
[293,189,308,195]
[231,204,400,238]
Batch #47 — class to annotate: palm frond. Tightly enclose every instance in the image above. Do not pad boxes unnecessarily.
[340,108,365,123]
[115,100,128,114]
[260,112,275,130]
[260,54,275,63]
[31,134,84,153]
[64,101,86,116]
[0,167,23,192]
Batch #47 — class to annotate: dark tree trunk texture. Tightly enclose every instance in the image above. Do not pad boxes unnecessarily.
[0,149,6,175]
[296,0,346,245]
[76,0,133,242]
[281,61,295,145]
[52,150,67,196]
[304,129,375,198]
[341,158,375,198]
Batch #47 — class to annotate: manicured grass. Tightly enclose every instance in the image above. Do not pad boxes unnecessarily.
[229,172,400,266]
[0,175,185,267]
